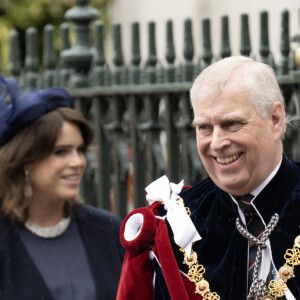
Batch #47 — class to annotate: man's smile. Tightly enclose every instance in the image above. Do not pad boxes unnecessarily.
[215,153,241,165]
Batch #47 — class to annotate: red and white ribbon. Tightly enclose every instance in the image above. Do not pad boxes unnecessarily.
[145,175,201,257]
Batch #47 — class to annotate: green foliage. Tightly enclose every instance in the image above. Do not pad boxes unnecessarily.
[0,0,112,30]
[0,0,114,73]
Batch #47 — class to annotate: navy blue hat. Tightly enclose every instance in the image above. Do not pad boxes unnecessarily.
[0,75,73,147]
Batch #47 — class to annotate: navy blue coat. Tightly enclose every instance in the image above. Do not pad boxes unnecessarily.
[156,154,300,299]
[0,204,124,300]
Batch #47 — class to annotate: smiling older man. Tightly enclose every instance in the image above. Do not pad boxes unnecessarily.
[191,56,285,198]
[117,56,300,300]
[186,56,297,300]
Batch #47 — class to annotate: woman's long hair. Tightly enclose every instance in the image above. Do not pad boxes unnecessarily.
[0,107,94,224]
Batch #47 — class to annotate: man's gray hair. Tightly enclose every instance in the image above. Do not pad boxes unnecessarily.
[190,56,286,132]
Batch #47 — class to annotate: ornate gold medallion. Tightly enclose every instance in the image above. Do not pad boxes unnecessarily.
[262,296,275,300]
[183,250,198,266]
[195,279,210,295]
[278,265,294,280]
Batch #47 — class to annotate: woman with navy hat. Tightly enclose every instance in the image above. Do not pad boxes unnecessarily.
[0,76,124,300]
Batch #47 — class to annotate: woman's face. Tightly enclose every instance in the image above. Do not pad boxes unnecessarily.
[26,121,87,203]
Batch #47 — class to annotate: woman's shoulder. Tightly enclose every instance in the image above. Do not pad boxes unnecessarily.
[73,204,122,232]
[0,213,18,250]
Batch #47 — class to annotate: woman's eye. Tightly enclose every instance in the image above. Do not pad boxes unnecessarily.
[54,149,67,156]
[78,146,86,154]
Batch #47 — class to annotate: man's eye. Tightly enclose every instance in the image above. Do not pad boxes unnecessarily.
[196,125,212,134]
[225,121,243,131]
[197,125,209,130]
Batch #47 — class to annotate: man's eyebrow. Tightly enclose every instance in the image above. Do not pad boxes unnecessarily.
[191,114,247,127]
[191,118,208,127]
[222,114,247,122]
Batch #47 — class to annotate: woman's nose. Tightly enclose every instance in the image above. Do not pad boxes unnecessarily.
[69,151,86,168]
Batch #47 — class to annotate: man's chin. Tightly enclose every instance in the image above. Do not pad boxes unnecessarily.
[214,179,250,196]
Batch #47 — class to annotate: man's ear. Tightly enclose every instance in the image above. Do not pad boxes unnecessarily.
[270,101,285,139]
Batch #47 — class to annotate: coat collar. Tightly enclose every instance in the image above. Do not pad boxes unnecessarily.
[252,154,300,225]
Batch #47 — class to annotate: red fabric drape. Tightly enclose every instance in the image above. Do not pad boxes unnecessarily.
[117,203,203,300]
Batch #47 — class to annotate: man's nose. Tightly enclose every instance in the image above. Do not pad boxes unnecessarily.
[210,127,231,151]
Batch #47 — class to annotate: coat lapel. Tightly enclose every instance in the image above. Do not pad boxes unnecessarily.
[0,220,53,300]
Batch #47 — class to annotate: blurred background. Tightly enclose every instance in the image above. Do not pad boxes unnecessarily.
[1,0,300,74]
[0,0,113,74]
[1,0,300,218]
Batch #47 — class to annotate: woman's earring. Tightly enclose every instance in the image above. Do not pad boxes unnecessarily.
[24,170,33,198]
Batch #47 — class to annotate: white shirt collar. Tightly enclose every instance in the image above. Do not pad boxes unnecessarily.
[250,156,282,197]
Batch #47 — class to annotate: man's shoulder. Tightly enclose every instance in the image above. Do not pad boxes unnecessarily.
[177,177,229,218]
[180,177,218,202]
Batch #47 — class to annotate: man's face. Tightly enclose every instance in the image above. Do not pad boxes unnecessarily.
[192,89,284,196]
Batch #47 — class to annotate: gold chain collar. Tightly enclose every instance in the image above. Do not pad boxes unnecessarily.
[262,234,300,299]
[177,198,300,300]
[177,197,220,299]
